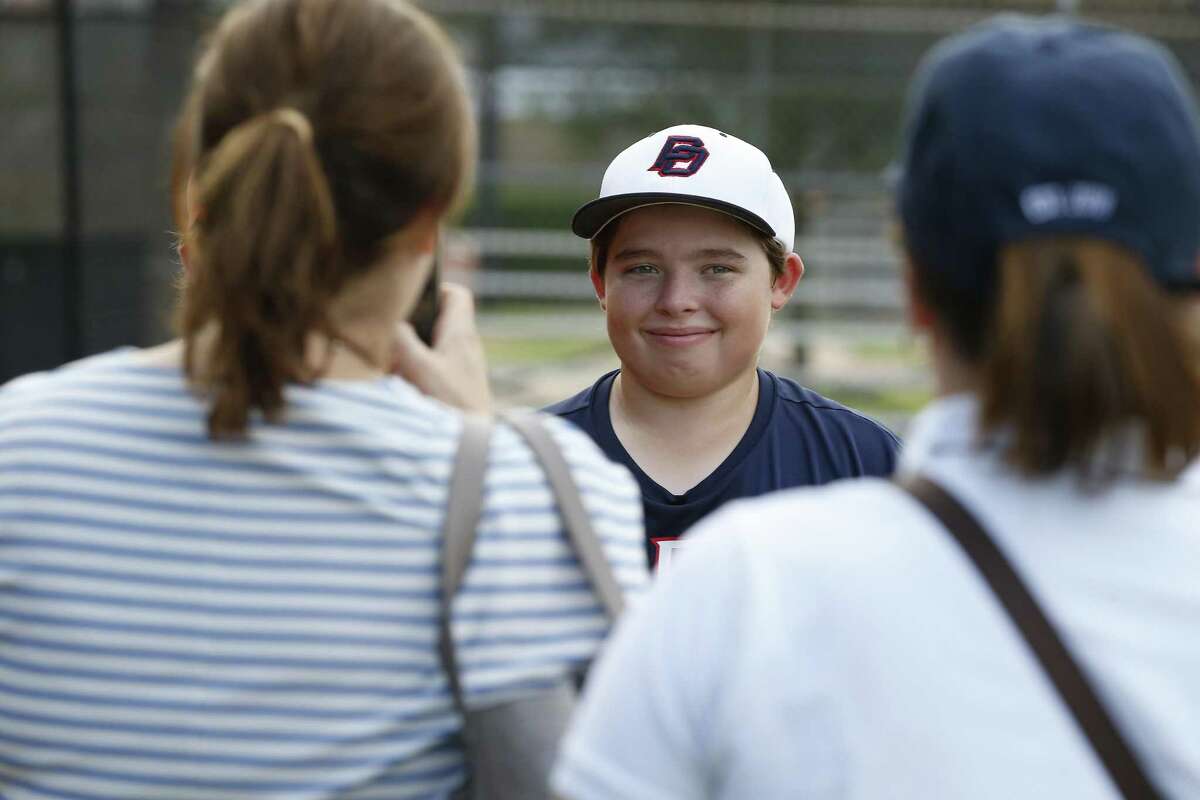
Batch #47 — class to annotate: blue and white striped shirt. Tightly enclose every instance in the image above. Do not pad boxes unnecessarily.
[0,348,647,799]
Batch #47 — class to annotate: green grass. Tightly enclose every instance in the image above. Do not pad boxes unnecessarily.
[812,383,931,415]
[478,299,597,315]
[850,338,925,363]
[483,337,612,365]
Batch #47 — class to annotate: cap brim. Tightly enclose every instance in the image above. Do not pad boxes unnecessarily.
[572,192,777,241]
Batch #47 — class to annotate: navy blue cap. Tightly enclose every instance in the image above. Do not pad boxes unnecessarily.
[897,15,1200,295]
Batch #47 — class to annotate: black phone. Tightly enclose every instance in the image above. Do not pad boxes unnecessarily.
[409,248,440,346]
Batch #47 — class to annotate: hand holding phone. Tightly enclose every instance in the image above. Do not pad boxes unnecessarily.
[393,281,492,414]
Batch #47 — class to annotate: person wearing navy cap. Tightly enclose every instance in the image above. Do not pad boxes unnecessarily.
[546,124,900,569]
[553,16,1200,799]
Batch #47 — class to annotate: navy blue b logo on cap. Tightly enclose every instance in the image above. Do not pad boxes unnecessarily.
[649,135,709,177]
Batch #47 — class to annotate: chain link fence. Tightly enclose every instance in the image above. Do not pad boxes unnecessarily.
[5,0,1199,421]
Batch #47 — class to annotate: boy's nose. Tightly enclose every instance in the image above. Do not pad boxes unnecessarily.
[654,274,700,315]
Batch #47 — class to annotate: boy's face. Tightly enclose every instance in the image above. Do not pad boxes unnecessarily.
[592,204,799,399]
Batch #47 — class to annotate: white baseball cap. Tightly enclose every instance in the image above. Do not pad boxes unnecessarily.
[571,123,796,253]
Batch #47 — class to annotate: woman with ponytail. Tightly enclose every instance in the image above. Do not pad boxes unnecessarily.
[554,16,1200,800]
[0,0,645,796]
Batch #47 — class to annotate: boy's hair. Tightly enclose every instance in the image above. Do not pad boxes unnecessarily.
[589,214,788,284]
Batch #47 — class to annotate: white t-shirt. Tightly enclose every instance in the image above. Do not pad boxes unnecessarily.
[0,349,648,799]
[553,394,1200,800]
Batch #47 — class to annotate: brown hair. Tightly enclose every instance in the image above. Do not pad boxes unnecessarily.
[175,0,474,439]
[169,93,197,242]
[939,238,1200,480]
[589,213,788,283]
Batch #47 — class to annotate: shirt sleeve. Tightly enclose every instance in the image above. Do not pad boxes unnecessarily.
[873,425,902,476]
[845,412,902,478]
[551,515,752,800]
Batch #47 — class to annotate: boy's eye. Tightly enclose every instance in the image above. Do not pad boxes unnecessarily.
[628,264,658,275]
[705,264,734,274]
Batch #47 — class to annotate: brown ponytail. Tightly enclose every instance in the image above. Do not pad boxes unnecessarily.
[978,238,1200,480]
[182,110,338,438]
[172,0,474,439]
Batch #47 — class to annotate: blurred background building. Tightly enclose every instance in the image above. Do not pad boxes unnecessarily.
[4,0,1200,428]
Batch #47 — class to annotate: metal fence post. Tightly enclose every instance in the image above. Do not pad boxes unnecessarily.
[54,0,82,362]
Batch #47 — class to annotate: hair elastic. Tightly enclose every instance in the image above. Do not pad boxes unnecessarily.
[269,107,314,145]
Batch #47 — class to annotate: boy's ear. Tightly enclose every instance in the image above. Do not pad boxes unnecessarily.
[770,253,804,311]
[590,265,607,309]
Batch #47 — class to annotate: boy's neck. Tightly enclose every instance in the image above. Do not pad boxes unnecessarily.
[609,366,761,495]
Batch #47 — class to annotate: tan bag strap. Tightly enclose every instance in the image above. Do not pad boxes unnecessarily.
[896,473,1163,800]
[500,411,625,621]
[439,414,494,715]
[438,411,626,715]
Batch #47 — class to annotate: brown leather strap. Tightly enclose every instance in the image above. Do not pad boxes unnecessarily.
[896,474,1163,800]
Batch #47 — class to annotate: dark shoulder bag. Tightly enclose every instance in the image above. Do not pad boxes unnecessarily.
[896,474,1164,800]
[439,411,625,800]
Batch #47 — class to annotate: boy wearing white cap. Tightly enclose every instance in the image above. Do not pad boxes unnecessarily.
[546,124,900,567]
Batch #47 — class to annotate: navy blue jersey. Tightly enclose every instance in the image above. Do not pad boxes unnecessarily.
[544,369,901,566]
